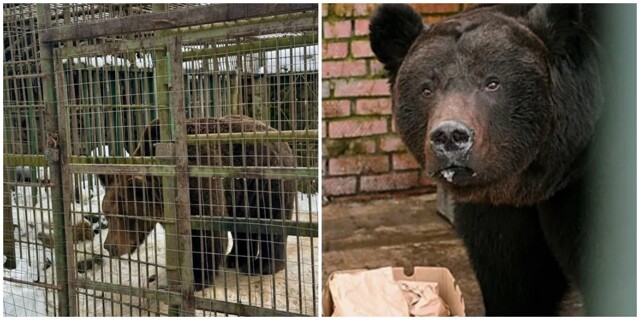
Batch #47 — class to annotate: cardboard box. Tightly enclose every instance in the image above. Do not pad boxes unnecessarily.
[323,267,465,316]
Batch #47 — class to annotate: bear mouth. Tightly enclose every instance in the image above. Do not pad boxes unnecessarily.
[437,166,476,184]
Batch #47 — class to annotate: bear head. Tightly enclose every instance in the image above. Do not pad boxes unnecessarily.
[98,174,163,256]
[370,4,602,206]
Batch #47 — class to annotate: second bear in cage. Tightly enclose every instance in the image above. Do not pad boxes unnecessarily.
[98,115,296,290]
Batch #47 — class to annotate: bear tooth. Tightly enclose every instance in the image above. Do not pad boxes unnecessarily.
[442,170,455,182]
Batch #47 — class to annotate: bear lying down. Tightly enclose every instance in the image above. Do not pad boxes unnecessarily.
[99,115,295,290]
[370,4,620,316]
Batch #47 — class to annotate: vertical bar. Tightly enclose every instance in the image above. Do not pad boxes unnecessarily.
[169,35,196,316]
[36,4,70,316]
[4,5,18,270]
[3,167,16,270]
[203,48,212,118]
[113,56,124,156]
[289,40,296,131]
[255,50,270,124]
[212,45,221,117]
[231,71,239,115]
[275,48,282,131]
[184,64,191,118]
[151,3,183,316]
[54,42,80,317]
[27,83,38,156]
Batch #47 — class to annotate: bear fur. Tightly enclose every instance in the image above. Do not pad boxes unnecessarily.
[370,4,611,315]
[99,115,295,290]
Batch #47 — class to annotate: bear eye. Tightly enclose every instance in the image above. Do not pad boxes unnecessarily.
[421,88,433,97]
[485,79,501,92]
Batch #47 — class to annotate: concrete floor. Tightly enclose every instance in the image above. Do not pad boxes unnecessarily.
[322,194,583,316]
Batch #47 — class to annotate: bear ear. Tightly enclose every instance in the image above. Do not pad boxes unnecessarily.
[525,4,593,57]
[98,174,116,188]
[126,176,158,203]
[133,118,161,157]
[369,4,427,80]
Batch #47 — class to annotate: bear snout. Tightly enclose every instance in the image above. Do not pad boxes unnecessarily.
[103,243,120,256]
[103,241,134,257]
[428,120,474,161]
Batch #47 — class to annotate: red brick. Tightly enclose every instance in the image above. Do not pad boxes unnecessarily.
[329,155,389,175]
[351,139,377,154]
[354,19,370,36]
[322,121,327,138]
[324,139,377,157]
[425,15,449,25]
[323,177,357,196]
[329,118,388,138]
[354,4,376,17]
[323,81,331,99]
[369,62,387,79]
[332,4,354,17]
[323,60,367,78]
[391,118,398,133]
[334,79,390,97]
[323,42,348,60]
[360,171,420,192]
[379,136,407,152]
[412,4,461,14]
[324,21,351,39]
[392,153,421,170]
[420,172,436,187]
[351,40,374,58]
[356,98,391,115]
[323,100,351,118]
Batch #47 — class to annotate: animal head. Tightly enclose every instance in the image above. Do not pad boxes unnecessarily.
[98,175,162,256]
[370,4,601,205]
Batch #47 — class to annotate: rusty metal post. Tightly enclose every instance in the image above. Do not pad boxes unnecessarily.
[3,167,16,270]
[36,4,70,316]
[151,3,187,316]
[169,35,196,316]
[54,46,80,317]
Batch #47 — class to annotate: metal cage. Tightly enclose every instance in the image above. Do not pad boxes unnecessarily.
[3,4,318,316]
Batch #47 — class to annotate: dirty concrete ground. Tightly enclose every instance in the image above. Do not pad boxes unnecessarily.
[322,194,583,316]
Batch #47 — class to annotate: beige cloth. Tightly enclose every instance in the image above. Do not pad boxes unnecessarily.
[329,267,450,317]
[398,280,451,316]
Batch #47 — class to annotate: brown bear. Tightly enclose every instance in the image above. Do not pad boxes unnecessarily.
[99,115,296,290]
[369,3,635,316]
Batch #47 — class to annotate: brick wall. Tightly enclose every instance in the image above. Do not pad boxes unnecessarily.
[322,4,467,198]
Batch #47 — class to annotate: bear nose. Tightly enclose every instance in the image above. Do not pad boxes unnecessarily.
[429,120,474,158]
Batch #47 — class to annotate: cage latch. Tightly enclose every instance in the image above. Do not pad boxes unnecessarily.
[45,147,59,162]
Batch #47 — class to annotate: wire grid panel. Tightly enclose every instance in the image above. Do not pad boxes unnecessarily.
[3,4,61,317]
[3,3,318,317]
[54,44,170,316]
